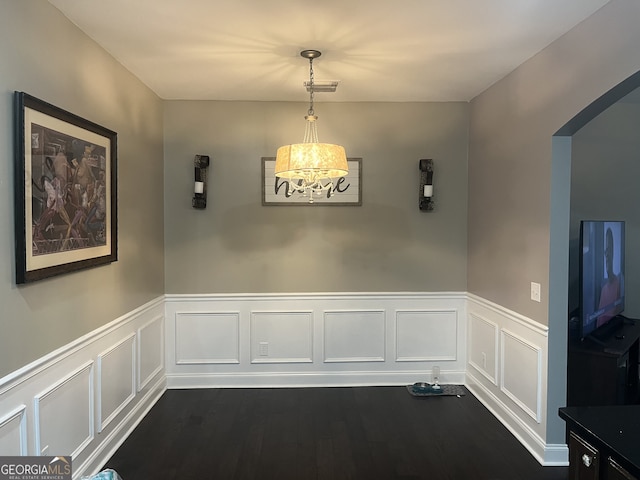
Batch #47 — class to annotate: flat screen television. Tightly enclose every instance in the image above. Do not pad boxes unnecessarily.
[579,220,625,341]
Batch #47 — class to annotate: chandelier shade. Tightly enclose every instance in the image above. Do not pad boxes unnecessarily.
[275,143,348,180]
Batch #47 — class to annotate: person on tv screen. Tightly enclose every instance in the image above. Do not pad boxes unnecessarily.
[597,227,621,327]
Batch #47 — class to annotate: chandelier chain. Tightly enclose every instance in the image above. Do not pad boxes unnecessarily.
[308,57,315,117]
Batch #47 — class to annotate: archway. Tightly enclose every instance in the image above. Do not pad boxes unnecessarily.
[548,70,640,440]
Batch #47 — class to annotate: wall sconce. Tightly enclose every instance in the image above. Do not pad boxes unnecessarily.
[192,154,210,209]
[419,158,434,211]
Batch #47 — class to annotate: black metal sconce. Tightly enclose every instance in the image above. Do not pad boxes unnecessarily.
[419,159,434,211]
[192,154,210,209]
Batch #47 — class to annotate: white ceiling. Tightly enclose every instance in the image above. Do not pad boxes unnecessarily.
[48,0,610,102]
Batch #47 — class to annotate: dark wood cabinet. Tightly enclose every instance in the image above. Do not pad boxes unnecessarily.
[609,459,636,480]
[569,432,600,480]
[560,406,640,480]
[567,321,640,407]
[566,430,638,480]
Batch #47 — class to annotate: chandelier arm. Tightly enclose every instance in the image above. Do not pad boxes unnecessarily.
[283,174,336,202]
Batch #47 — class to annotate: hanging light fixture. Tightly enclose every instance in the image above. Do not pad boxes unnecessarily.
[275,50,348,203]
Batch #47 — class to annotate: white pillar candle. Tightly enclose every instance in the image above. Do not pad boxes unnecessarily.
[423,184,433,197]
[194,181,204,194]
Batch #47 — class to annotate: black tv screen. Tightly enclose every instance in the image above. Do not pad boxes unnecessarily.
[579,220,625,339]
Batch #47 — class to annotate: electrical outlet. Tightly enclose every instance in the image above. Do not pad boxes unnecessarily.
[259,342,269,357]
[531,282,541,302]
[482,352,487,369]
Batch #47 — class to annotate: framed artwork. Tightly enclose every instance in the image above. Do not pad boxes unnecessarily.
[262,157,362,206]
[14,92,118,284]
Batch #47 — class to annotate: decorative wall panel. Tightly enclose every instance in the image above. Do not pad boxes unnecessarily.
[501,329,542,422]
[34,362,94,457]
[0,406,27,455]
[176,313,239,364]
[396,309,457,362]
[138,315,164,391]
[250,311,313,363]
[468,312,498,384]
[97,335,136,432]
[324,310,385,362]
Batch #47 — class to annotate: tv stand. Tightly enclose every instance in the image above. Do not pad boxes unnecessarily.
[587,314,631,346]
[568,319,640,406]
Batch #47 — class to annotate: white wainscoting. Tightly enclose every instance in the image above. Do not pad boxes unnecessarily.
[0,405,27,456]
[0,297,165,480]
[0,292,567,474]
[466,294,566,466]
[165,292,467,388]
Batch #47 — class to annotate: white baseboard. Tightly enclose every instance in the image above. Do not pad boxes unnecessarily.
[166,370,467,389]
[542,444,571,466]
[467,377,568,466]
[467,374,546,465]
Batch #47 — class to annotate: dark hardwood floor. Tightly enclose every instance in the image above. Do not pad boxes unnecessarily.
[104,386,568,480]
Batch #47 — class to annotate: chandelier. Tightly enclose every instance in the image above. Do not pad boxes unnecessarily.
[274,50,348,203]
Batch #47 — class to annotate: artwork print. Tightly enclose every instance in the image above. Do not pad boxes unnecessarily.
[14,92,118,283]
[262,157,362,206]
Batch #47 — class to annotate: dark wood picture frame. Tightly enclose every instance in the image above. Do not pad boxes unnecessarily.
[14,92,118,284]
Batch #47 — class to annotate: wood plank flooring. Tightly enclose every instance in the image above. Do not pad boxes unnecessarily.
[104,386,568,480]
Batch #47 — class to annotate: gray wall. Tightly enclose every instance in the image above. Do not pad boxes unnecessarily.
[164,101,469,293]
[569,98,640,317]
[468,0,640,446]
[468,0,640,325]
[0,1,165,377]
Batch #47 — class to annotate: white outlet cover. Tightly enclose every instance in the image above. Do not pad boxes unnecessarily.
[531,282,541,302]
